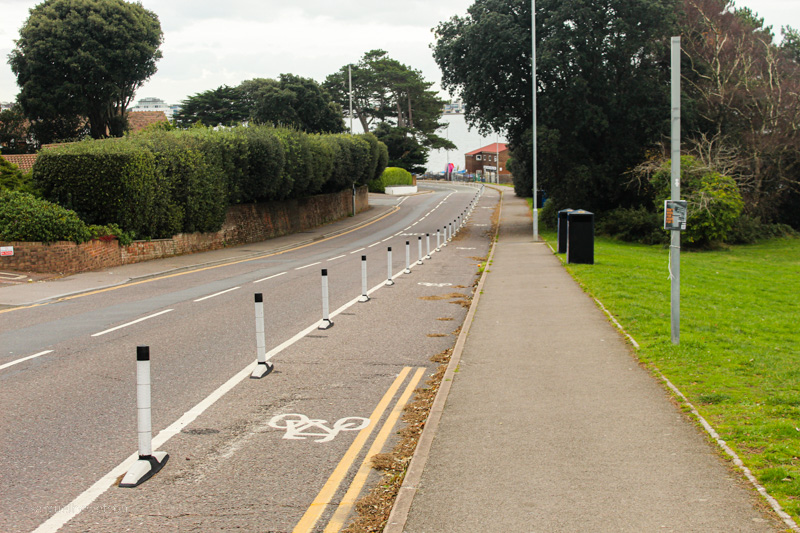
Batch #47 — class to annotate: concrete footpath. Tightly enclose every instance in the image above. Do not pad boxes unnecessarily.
[394,193,785,532]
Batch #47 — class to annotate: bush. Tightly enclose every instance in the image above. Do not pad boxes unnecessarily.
[381,167,414,186]
[651,156,743,246]
[238,127,286,202]
[538,198,560,231]
[88,223,135,246]
[33,140,158,238]
[597,207,668,245]
[728,215,797,244]
[0,190,91,243]
[361,132,388,182]
[0,157,37,194]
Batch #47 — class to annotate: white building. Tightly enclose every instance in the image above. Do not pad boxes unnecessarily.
[129,97,180,121]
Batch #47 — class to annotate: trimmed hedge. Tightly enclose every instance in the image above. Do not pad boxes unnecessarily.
[0,190,92,243]
[33,140,158,239]
[32,126,388,240]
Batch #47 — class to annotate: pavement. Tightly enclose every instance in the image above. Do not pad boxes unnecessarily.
[391,192,789,532]
[0,188,790,531]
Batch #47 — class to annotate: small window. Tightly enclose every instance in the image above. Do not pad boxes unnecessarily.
[476,155,482,161]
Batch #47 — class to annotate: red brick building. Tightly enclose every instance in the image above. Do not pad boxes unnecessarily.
[464,143,511,183]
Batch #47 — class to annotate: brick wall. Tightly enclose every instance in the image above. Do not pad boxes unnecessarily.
[1,186,369,274]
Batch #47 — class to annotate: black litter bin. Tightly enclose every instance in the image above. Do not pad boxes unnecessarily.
[557,209,573,253]
[567,210,594,264]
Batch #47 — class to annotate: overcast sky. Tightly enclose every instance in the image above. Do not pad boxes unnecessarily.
[2,0,800,106]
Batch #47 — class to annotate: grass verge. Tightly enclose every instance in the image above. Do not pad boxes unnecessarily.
[541,226,800,519]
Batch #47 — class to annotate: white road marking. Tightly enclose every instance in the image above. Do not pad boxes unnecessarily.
[194,286,240,302]
[269,414,370,443]
[350,248,365,254]
[0,350,54,371]
[381,237,392,242]
[327,255,346,262]
[295,262,322,270]
[253,271,287,283]
[91,309,174,337]
[33,183,477,533]
[418,282,453,287]
[367,242,381,248]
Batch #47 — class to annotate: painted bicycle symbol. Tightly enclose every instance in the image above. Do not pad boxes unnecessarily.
[268,413,370,443]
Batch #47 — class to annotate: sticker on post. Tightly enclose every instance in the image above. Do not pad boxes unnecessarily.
[664,200,688,231]
[268,413,369,443]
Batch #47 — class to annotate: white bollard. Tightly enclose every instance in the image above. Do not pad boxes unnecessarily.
[119,346,168,488]
[404,241,411,274]
[385,247,395,286]
[251,293,273,379]
[359,255,370,302]
[425,233,431,259]
[319,269,333,329]
[417,236,424,265]
[436,229,441,251]
[442,226,448,247]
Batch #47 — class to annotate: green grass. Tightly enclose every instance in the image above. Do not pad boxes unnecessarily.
[541,226,800,518]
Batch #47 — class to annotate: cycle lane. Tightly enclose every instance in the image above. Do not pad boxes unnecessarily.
[33,187,496,533]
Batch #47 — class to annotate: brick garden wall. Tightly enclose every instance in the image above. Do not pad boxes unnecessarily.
[1,186,369,274]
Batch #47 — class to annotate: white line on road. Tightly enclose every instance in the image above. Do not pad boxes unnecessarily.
[253,271,287,283]
[32,182,475,533]
[327,255,346,262]
[350,248,366,254]
[381,237,392,242]
[194,286,240,302]
[367,242,381,248]
[295,262,321,270]
[90,309,174,337]
[0,350,54,371]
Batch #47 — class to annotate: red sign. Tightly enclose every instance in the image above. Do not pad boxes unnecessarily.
[0,247,13,257]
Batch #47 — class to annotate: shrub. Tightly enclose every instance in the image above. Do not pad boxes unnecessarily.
[239,127,286,202]
[597,207,668,245]
[33,140,158,238]
[0,190,92,243]
[1,158,38,196]
[538,198,560,231]
[361,132,388,181]
[380,167,414,187]
[88,223,134,246]
[651,156,744,246]
[728,215,797,244]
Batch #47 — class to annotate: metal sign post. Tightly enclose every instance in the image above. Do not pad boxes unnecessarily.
[532,0,539,241]
[670,36,681,345]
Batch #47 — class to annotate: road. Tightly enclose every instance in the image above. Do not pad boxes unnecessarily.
[0,183,499,532]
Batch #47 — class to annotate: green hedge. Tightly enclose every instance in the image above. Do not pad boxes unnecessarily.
[32,126,388,240]
[33,141,158,239]
[0,190,92,243]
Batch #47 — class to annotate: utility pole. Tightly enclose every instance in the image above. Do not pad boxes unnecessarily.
[532,0,539,241]
[670,36,681,345]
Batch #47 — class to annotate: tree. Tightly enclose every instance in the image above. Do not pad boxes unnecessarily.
[9,0,163,140]
[680,0,800,222]
[782,26,800,64]
[0,104,31,154]
[433,0,677,212]
[175,76,344,134]
[248,75,345,133]
[324,50,455,173]
[173,86,249,129]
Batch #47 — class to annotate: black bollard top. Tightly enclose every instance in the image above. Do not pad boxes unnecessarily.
[137,345,150,361]
[255,293,263,303]
[322,269,328,276]
[388,246,392,252]
[362,255,367,261]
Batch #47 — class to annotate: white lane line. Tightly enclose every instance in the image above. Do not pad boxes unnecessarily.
[381,237,392,242]
[253,271,287,284]
[90,309,174,338]
[350,248,366,254]
[295,262,322,271]
[0,350,54,372]
[33,184,476,533]
[327,255,346,262]
[194,286,240,302]
[367,242,381,248]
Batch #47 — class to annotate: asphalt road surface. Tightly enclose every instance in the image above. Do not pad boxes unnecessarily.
[0,183,498,533]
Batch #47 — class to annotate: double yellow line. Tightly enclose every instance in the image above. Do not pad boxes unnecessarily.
[293,366,426,533]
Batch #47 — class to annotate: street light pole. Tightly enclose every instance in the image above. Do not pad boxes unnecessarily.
[348,65,353,133]
[532,0,539,241]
